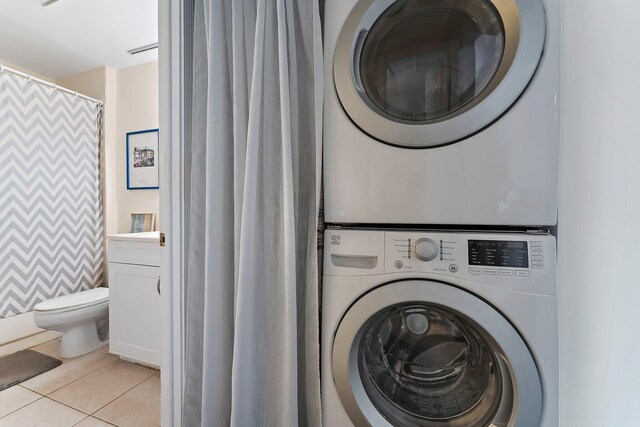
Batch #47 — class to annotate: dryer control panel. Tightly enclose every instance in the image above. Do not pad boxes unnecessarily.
[324,229,556,296]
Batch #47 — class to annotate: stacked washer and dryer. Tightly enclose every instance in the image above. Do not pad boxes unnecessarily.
[321,0,559,426]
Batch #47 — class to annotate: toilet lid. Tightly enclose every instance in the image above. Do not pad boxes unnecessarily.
[34,288,109,312]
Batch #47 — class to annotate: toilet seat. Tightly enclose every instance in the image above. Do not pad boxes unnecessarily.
[34,287,109,313]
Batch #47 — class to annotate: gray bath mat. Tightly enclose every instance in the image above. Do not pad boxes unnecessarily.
[0,349,62,391]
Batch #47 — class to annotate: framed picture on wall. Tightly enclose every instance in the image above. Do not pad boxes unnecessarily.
[126,129,159,190]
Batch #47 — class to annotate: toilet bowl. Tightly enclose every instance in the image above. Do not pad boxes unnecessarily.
[33,287,109,358]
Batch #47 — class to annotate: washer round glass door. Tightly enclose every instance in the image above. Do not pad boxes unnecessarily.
[332,281,542,426]
[334,0,546,147]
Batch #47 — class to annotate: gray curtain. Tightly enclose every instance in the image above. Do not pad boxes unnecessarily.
[183,0,323,425]
[0,70,104,318]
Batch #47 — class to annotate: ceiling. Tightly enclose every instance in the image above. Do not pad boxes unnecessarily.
[0,0,158,79]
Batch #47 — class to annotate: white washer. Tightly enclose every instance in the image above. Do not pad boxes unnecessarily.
[322,229,557,426]
[324,0,559,226]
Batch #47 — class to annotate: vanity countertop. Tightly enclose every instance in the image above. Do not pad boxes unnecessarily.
[107,231,160,243]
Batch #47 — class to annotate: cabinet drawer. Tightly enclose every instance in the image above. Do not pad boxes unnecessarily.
[108,240,160,267]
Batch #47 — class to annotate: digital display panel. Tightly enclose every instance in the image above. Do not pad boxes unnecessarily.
[468,240,529,268]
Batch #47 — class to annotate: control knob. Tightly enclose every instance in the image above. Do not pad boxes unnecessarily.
[413,238,438,262]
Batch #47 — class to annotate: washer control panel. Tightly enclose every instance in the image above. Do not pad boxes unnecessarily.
[324,229,556,295]
[383,231,556,294]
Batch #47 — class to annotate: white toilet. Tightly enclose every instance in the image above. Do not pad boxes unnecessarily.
[33,287,109,358]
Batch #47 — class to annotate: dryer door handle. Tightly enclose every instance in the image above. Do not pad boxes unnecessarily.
[331,254,378,270]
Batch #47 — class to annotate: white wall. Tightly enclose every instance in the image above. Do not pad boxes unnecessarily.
[0,59,54,82]
[105,67,119,231]
[58,61,159,234]
[559,1,640,425]
[116,61,160,232]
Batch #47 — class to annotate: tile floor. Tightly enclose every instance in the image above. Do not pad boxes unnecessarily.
[0,339,160,427]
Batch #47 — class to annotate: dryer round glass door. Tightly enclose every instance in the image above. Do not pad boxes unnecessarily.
[334,0,546,148]
[332,280,542,427]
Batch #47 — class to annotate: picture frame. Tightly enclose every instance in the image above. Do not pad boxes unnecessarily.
[130,213,156,233]
[126,129,159,190]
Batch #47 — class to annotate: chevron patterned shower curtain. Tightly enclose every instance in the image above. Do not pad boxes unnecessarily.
[0,71,104,318]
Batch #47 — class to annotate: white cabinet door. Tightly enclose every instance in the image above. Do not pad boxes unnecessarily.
[108,263,161,367]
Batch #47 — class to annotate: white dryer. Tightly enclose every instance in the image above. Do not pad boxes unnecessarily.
[324,0,559,226]
[322,229,558,426]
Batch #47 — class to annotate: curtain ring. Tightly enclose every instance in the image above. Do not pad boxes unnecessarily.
[75,91,79,99]
[28,75,32,83]
[0,65,4,73]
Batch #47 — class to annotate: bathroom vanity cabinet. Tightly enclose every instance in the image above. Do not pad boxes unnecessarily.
[107,232,161,368]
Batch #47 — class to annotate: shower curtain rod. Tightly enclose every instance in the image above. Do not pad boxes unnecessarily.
[0,63,103,106]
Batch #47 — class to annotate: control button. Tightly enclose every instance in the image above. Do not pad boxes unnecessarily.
[530,241,543,247]
[394,260,403,269]
[449,264,458,273]
[531,250,544,256]
[531,261,544,266]
[484,268,498,275]
[515,270,530,277]
[531,255,544,261]
[500,269,514,276]
[413,238,439,262]
[469,267,483,275]
[531,265,544,269]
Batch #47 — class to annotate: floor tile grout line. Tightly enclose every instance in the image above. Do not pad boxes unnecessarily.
[90,368,158,418]
[43,362,156,416]
[42,394,98,417]
[48,390,106,416]
[0,393,44,420]
[72,414,118,427]
[2,370,157,425]
[18,384,47,398]
[32,362,151,416]
[10,339,157,424]
[92,373,161,426]
[21,352,119,397]
[18,384,42,393]
[2,397,116,427]
[7,379,91,418]
[91,413,122,426]
[72,415,91,427]
[3,341,123,424]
